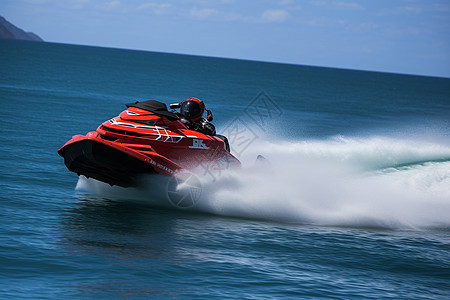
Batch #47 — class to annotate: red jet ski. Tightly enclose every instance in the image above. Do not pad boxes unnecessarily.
[58,100,240,187]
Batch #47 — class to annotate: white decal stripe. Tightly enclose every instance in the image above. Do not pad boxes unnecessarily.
[108,119,183,143]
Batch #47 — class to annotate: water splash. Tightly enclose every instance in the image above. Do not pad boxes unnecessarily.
[76,136,450,229]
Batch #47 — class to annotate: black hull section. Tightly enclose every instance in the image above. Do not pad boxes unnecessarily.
[61,140,156,187]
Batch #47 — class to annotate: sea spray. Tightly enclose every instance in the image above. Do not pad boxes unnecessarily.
[76,136,450,229]
[200,136,450,228]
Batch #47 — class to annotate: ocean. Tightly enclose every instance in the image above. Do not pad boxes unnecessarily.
[1,39,449,299]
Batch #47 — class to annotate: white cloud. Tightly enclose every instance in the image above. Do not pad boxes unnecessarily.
[400,6,422,14]
[333,1,363,10]
[261,9,290,23]
[98,0,120,11]
[105,1,120,8]
[137,2,174,14]
[311,0,363,10]
[190,7,218,20]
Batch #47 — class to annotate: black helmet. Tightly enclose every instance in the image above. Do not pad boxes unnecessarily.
[180,98,205,121]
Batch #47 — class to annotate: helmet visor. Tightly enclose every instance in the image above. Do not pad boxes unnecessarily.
[180,101,203,120]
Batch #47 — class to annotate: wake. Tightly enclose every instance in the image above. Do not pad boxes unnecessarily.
[76,136,450,230]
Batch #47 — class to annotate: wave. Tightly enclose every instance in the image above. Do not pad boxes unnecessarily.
[76,136,450,230]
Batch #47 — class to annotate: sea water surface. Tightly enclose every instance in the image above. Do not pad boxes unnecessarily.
[1,39,449,299]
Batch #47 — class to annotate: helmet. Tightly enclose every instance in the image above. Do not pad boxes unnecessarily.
[180,98,205,121]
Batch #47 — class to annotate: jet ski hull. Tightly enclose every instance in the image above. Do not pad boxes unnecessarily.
[58,100,240,187]
[60,138,157,187]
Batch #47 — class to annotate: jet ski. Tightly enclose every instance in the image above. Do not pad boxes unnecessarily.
[58,100,240,187]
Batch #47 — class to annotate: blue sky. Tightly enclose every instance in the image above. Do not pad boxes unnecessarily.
[2,0,450,77]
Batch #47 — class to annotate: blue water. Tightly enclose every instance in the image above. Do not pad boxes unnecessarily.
[1,39,450,299]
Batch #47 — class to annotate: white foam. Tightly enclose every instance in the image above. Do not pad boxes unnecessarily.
[76,136,450,229]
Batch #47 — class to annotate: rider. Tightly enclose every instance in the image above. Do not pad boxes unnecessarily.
[175,98,216,136]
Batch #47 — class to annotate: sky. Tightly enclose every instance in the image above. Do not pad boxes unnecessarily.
[1,0,450,78]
